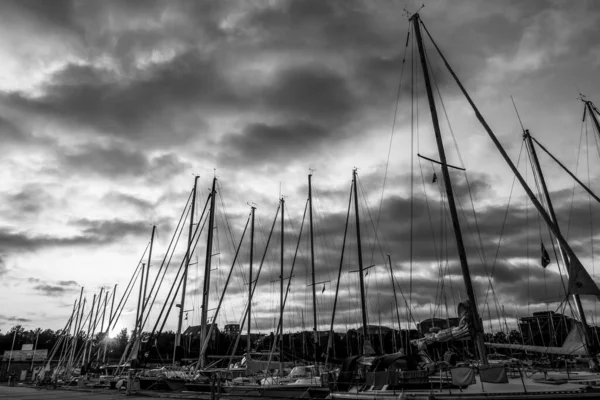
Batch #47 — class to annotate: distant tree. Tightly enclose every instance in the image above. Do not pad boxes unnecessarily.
[508,329,522,344]
[115,328,129,354]
[493,331,508,344]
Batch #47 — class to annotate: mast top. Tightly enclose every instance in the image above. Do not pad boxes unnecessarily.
[405,4,425,20]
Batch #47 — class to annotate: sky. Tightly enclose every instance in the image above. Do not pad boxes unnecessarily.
[1,0,600,340]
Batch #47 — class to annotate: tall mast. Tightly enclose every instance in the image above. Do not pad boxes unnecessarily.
[280,197,285,374]
[84,293,96,366]
[524,130,596,354]
[97,291,108,364]
[411,13,488,365]
[419,14,600,349]
[103,284,117,364]
[135,263,145,340]
[89,288,103,365]
[325,185,353,365]
[69,287,84,370]
[200,177,217,368]
[308,173,319,362]
[585,100,600,138]
[142,226,156,320]
[248,205,256,355]
[175,176,199,361]
[352,169,369,353]
[388,255,404,352]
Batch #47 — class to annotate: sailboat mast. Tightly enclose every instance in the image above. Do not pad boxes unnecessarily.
[388,255,404,351]
[248,205,256,355]
[411,13,488,365]
[200,177,217,367]
[84,293,96,366]
[308,173,319,362]
[585,100,600,137]
[103,284,116,364]
[69,287,84,370]
[280,197,284,374]
[352,169,369,353]
[135,263,145,340]
[524,130,596,354]
[142,226,156,321]
[175,176,198,360]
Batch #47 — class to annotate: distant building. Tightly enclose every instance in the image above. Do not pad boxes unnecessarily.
[518,311,574,347]
[1,344,48,382]
[224,323,240,338]
[183,323,219,341]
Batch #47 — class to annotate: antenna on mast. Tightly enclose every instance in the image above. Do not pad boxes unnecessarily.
[403,4,425,19]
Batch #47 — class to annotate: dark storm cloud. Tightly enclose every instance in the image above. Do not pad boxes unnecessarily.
[219,121,329,168]
[27,277,80,297]
[6,184,52,215]
[57,280,78,286]
[0,314,31,323]
[59,142,190,180]
[33,284,70,297]
[74,218,159,241]
[0,217,161,254]
[61,144,149,177]
[2,0,79,34]
[103,192,155,214]
[0,115,27,143]
[0,228,92,252]
[247,1,399,52]
[263,64,356,122]
[4,51,235,147]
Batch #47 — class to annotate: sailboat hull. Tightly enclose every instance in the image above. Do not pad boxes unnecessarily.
[330,375,600,400]
[223,384,329,398]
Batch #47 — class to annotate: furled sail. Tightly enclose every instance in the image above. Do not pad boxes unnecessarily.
[411,301,471,349]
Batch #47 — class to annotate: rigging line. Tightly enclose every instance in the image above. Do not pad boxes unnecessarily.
[228,203,281,361]
[154,208,210,337]
[510,96,526,133]
[110,259,145,332]
[196,212,251,363]
[423,32,500,317]
[357,176,390,274]
[326,183,353,363]
[372,25,411,265]
[526,152,531,317]
[566,119,586,240]
[410,18,415,314]
[591,113,600,162]
[420,18,595,336]
[142,188,193,315]
[218,185,247,299]
[417,157,442,273]
[431,162,446,319]
[526,136,570,301]
[480,140,522,319]
[150,194,211,336]
[586,123,597,320]
[425,35,493,280]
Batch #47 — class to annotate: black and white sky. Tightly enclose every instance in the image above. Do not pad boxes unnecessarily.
[1,0,600,336]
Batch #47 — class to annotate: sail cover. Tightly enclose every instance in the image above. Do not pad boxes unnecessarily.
[411,301,471,349]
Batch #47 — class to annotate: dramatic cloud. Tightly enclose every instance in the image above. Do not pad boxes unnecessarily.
[1,0,600,336]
